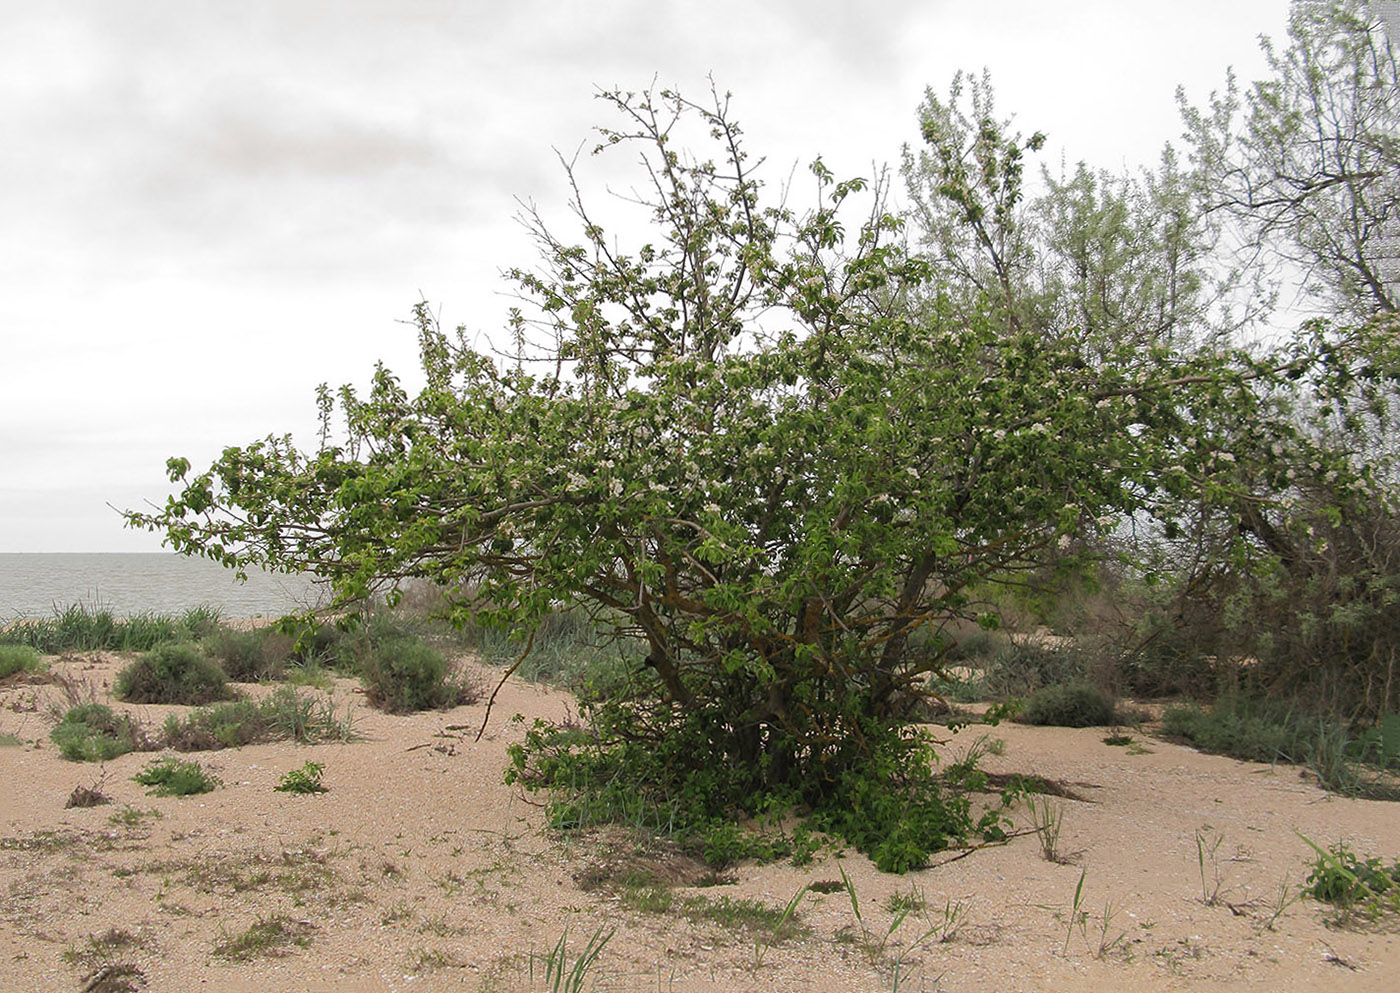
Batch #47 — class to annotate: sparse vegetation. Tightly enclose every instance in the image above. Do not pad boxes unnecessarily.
[212,915,314,961]
[65,770,113,808]
[159,686,354,751]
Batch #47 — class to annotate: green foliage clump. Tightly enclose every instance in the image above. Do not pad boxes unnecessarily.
[1163,699,1400,797]
[0,603,223,654]
[50,704,144,762]
[275,761,328,794]
[510,712,1004,875]
[210,627,293,682]
[115,642,236,706]
[132,756,219,795]
[1017,680,1117,728]
[980,643,1089,700]
[132,756,220,796]
[1304,838,1400,922]
[160,686,354,750]
[1161,698,1307,764]
[359,635,473,713]
[0,644,44,679]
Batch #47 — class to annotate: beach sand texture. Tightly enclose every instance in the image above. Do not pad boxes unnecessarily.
[2,652,1398,993]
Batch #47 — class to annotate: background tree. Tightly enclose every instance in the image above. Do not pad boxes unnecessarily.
[1181,0,1399,319]
[131,51,1400,868]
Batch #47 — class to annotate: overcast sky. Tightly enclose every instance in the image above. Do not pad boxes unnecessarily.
[1,0,1294,552]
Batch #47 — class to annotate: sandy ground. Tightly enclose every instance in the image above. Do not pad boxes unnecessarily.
[1,652,1398,993]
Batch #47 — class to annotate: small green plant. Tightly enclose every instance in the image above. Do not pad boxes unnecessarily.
[1261,872,1302,930]
[534,925,613,993]
[883,887,927,916]
[1063,869,1087,955]
[212,915,314,960]
[1195,828,1225,907]
[115,642,235,706]
[107,805,161,828]
[132,756,220,797]
[752,885,808,969]
[1018,680,1116,728]
[0,644,45,679]
[275,761,328,794]
[1027,795,1067,863]
[1300,835,1400,923]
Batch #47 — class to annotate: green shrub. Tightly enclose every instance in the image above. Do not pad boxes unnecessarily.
[132,756,220,796]
[1017,680,1116,727]
[115,642,236,705]
[0,644,44,679]
[50,704,145,762]
[210,628,292,682]
[981,643,1088,699]
[359,637,473,713]
[1162,698,1311,765]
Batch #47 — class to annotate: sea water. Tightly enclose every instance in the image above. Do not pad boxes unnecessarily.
[0,553,326,621]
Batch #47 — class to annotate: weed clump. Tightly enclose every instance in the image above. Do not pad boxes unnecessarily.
[1017,680,1116,728]
[132,756,220,796]
[275,761,328,794]
[1304,838,1400,923]
[115,642,235,706]
[0,644,45,679]
[50,704,145,762]
[212,915,314,960]
[160,686,354,750]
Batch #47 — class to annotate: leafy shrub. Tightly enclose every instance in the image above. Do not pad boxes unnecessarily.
[50,704,146,762]
[275,761,328,794]
[132,756,220,796]
[0,644,44,679]
[210,628,292,682]
[359,637,474,713]
[115,642,236,705]
[1017,680,1116,727]
[981,643,1088,699]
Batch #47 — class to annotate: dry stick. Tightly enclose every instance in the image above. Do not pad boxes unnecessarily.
[475,627,537,742]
